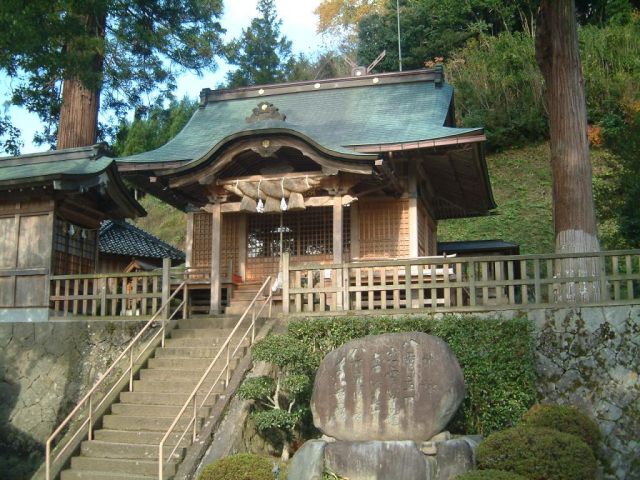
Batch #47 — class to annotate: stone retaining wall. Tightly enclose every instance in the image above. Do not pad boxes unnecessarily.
[0,321,148,479]
[530,306,639,480]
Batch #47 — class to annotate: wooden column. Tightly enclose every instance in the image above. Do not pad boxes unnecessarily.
[185,212,194,268]
[238,214,247,281]
[333,195,343,264]
[408,165,419,258]
[333,195,344,310]
[209,202,222,314]
[350,203,360,259]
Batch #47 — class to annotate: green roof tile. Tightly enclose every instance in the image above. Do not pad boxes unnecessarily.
[118,71,481,166]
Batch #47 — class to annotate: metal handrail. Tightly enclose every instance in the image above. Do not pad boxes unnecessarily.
[158,276,273,479]
[45,281,188,480]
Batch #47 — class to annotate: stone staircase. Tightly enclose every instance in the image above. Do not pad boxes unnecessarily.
[59,315,251,480]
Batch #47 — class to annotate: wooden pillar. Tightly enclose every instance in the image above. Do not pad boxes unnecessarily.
[350,203,360,259]
[161,257,170,319]
[333,195,344,310]
[210,202,222,314]
[185,212,194,268]
[238,214,247,281]
[408,165,419,258]
[333,195,343,264]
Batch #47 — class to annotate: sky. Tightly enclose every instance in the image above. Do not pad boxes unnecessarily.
[1,0,325,154]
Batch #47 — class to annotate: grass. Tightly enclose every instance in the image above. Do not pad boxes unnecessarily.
[439,142,554,254]
[133,194,187,250]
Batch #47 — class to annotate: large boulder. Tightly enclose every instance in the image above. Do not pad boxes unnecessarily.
[311,332,465,442]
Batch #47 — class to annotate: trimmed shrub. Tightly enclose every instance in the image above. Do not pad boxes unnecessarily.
[477,427,597,480]
[198,453,274,480]
[521,404,601,457]
[455,470,528,480]
[286,315,537,436]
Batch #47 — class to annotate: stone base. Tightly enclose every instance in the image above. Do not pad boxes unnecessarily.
[288,433,480,480]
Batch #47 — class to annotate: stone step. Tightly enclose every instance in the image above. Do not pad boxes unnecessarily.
[93,429,190,447]
[61,469,158,480]
[154,346,247,358]
[147,356,221,370]
[174,317,239,329]
[170,328,234,339]
[161,336,249,349]
[111,403,211,418]
[102,414,202,432]
[70,456,176,477]
[132,378,227,394]
[119,391,219,407]
[80,440,184,461]
[139,367,228,382]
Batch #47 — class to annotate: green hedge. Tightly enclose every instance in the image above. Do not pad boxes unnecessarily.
[477,427,597,480]
[285,315,537,436]
[198,453,274,480]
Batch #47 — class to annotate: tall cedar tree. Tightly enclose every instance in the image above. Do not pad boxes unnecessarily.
[536,1,600,255]
[224,0,293,88]
[0,0,224,150]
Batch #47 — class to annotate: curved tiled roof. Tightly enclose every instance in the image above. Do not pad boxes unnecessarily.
[99,220,185,262]
[117,68,481,167]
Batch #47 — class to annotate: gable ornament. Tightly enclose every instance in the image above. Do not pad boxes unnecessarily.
[246,102,286,124]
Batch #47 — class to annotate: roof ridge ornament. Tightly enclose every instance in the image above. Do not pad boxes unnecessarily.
[246,102,286,124]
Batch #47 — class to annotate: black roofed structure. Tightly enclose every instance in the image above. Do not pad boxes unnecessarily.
[98,220,185,272]
[116,68,497,313]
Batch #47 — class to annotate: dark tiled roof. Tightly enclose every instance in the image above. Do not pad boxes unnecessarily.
[99,220,185,262]
[117,68,481,166]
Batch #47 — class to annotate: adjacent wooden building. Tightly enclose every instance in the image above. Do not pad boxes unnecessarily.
[118,68,496,314]
[0,145,144,320]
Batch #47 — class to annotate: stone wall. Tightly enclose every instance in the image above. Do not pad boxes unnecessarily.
[0,321,149,480]
[530,306,640,480]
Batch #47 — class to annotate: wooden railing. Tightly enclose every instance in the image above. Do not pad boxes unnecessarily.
[45,281,187,480]
[158,276,273,479]
[282,250,640,314]
[49,259,173,320]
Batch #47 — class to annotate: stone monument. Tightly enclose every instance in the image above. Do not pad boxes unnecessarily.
[288,332,481,480]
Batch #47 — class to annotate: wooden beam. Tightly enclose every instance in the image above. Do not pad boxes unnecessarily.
[220,195,358,212]
[210,202,222,314]
[374,159,403,196]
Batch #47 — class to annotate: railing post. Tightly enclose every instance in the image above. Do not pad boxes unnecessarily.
[225,344,230,387]
[162,258,170,320]
[129,348,134,391]
[468,261,476,307]
[100,277,107,317]
[342,264,350,311]
[282,252,290,314]
[88,396,93,440]
[599,253,608,301]
[46,441,51,480]
[193,396,198,441]
[251,310,256,344]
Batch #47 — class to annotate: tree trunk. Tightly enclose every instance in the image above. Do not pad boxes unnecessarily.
[57,77,100,149]
[536,0,601,301]
[57,12,105,150]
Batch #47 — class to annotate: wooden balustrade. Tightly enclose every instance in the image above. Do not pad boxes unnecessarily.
[282,250,640,314]
[49,259,177,320]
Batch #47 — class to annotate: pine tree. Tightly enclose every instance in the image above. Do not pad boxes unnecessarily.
[0,0,224,150]
[224,0,293,88]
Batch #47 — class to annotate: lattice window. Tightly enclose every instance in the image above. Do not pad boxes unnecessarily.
[192,212,212,267]
[53,217,96,274]
[220,214,240,278]
[247,208,350,259]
